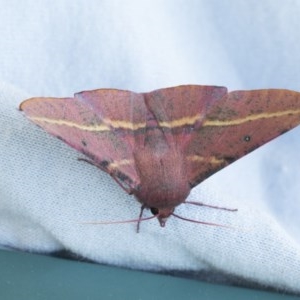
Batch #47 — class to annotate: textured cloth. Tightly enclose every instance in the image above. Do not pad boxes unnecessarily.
[0,0,300,293]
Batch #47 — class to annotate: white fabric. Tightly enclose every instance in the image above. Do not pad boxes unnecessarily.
[1,0,300,293]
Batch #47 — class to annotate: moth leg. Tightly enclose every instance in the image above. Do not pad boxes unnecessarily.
[185,201,238,212]
[110,175,134,195]
[78,157,108,172]
[78,157,134,195]
[137,205,147,233]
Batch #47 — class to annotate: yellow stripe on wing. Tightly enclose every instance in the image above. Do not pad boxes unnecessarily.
[29,108,300,132]
[30,117,146,131]
[203,109,300,127]
[187,155,226,165]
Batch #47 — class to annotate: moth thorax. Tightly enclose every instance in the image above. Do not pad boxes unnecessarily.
[134,149,191,210]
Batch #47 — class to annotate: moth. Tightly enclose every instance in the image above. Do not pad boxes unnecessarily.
[20,85,300,229]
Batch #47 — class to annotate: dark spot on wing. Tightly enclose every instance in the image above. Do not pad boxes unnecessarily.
[244,135,251,142]
[99,160,110,168]
[116,171,133,184]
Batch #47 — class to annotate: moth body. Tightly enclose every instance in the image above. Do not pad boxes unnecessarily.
[133,145,191,226]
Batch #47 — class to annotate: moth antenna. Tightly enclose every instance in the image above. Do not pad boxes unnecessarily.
[171,213,233,228]
[81,206,158,233]
[185,201,238,212]
[81,215,156,229]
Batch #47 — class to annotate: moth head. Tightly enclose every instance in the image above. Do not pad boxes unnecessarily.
[149,207,175,227]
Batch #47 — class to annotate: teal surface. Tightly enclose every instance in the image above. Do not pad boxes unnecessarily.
[0,249,298,299]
